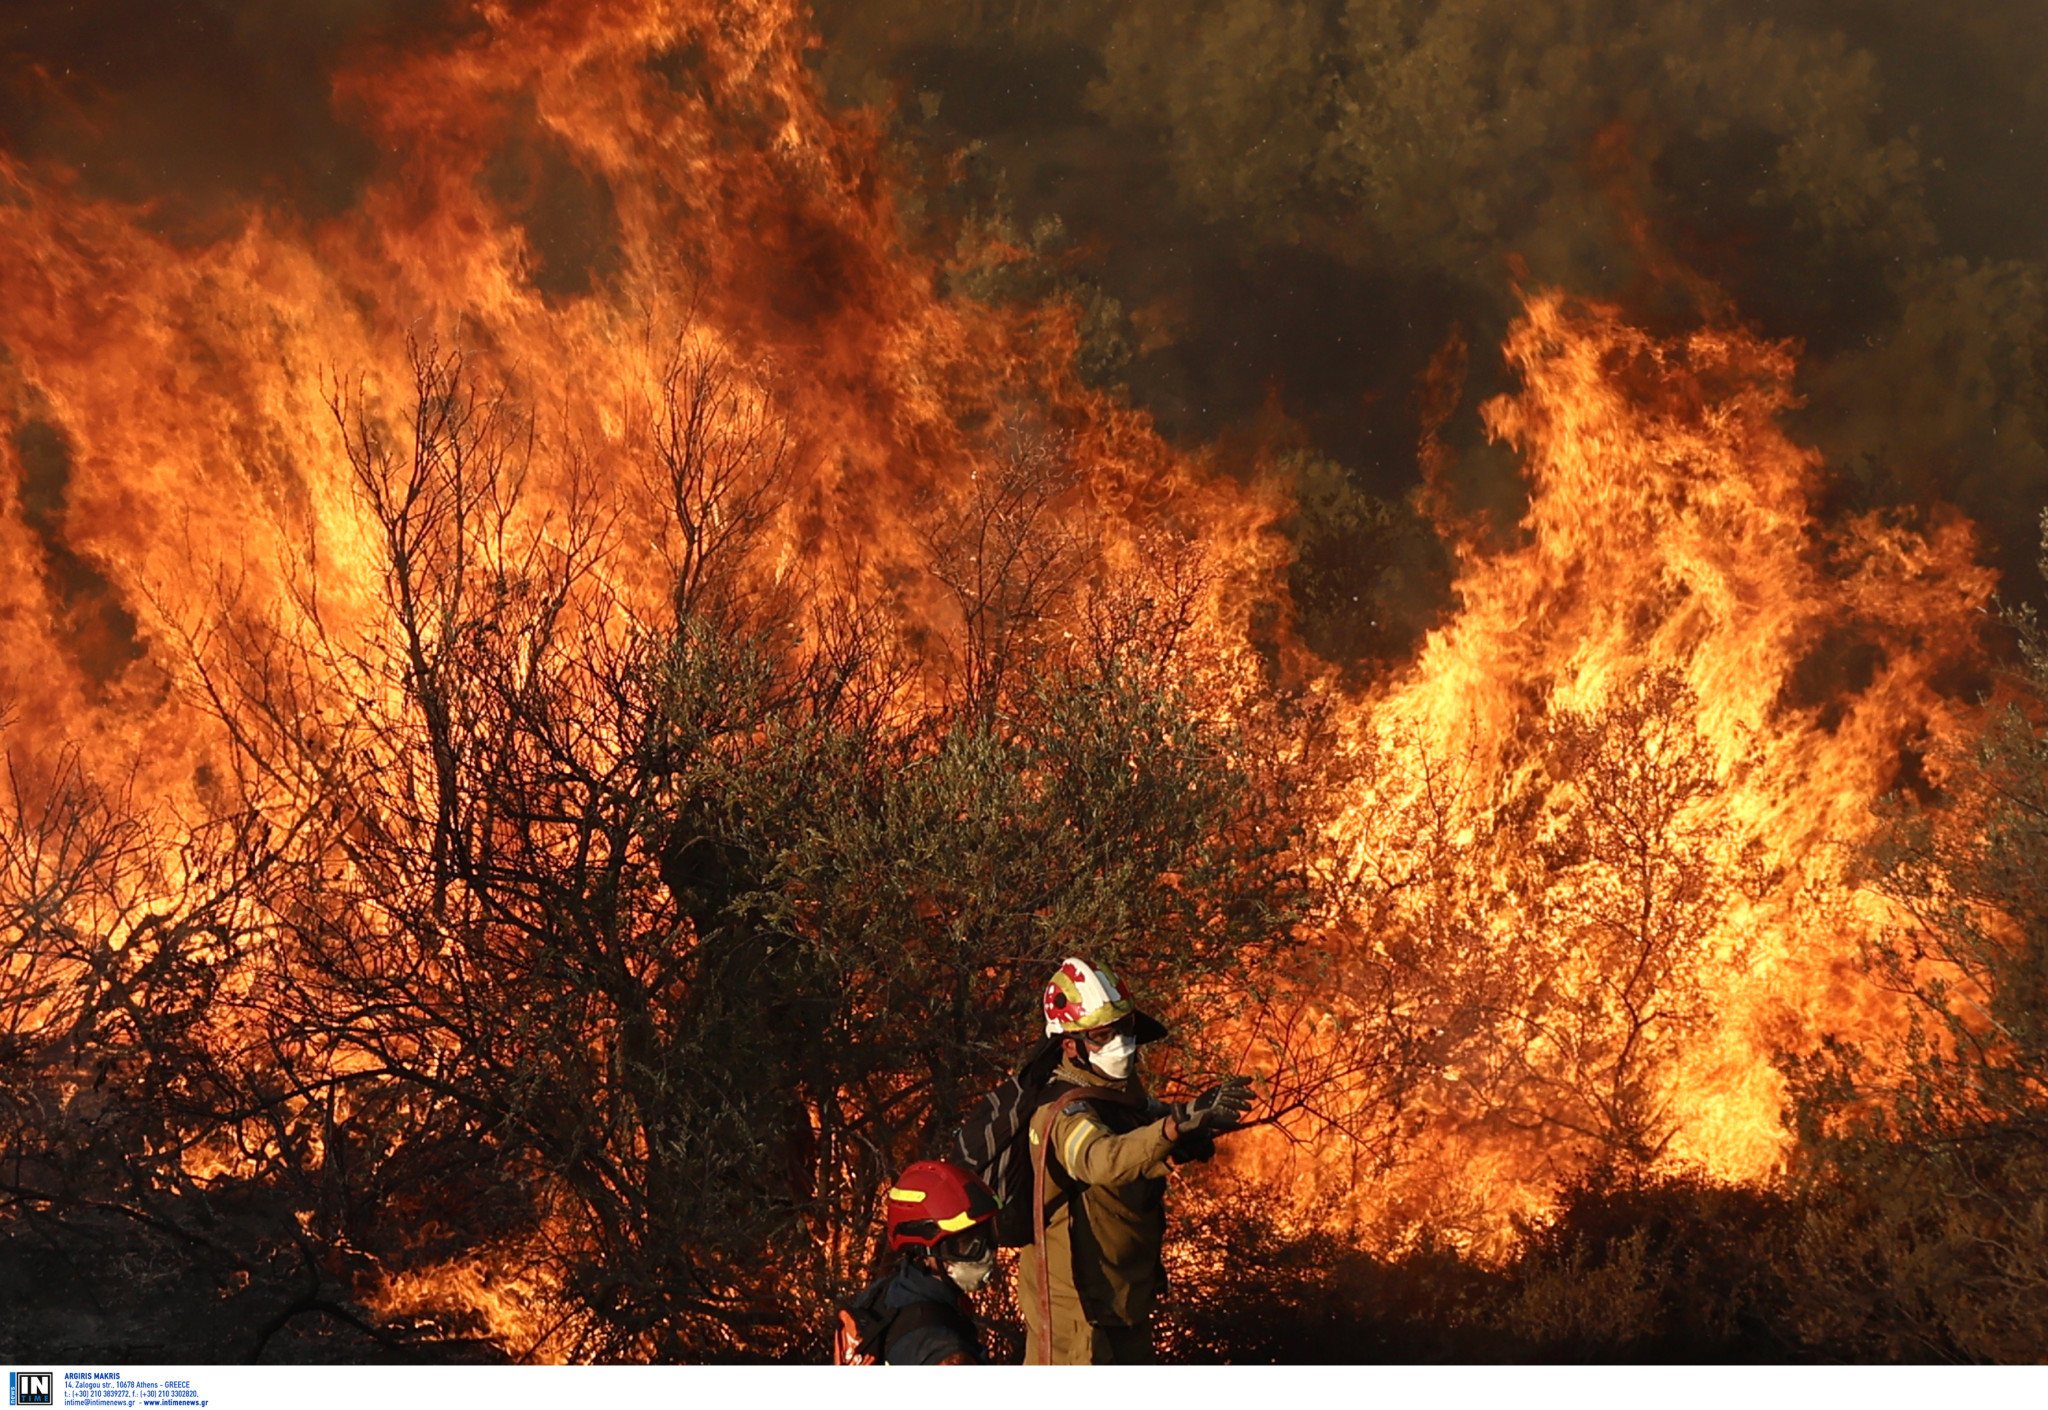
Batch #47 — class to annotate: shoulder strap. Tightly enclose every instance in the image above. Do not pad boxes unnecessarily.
[834,1290,895,1366]
[1031,1080,1147,1200]
[1037,1080,1144,1112]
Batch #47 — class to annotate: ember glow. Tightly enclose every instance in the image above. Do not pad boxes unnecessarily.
[0,0,2032,1361]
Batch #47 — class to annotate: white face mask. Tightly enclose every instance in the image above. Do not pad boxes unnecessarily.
[1088,1032,1138,1080]
[945,1254,995,1293]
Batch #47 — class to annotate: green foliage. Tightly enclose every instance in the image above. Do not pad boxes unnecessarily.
[1492,1174,1801,1361]
[1095,0,1931,290]
[1147,1170,1810,1363]
[817,0,2048,655]
[1284,453,1451,681]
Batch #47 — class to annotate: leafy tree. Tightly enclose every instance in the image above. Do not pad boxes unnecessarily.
[1782,514,2048,1360]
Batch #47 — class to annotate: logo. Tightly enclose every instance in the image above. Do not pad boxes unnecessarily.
[9,1374,52,1407]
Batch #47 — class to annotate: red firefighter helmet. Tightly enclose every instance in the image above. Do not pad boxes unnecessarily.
[884,1160,1000,1251]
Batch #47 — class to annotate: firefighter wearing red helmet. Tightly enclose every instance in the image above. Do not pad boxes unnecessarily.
[836,1159,1000,1365]
[1022,956,1254,1364]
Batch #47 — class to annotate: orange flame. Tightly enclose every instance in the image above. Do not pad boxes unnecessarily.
[0,0,2010,1331]
[0,0,1282,804]
[0,1,1287,1353]
[1235,291,1994,1250]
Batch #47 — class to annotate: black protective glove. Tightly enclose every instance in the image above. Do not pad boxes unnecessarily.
[1168,1128,1218,1165]
[1173,1075,1255,1133]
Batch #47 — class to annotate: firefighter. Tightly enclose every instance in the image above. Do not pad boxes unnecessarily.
[1019,956,1254,1365]
[866,1159,1000,1365]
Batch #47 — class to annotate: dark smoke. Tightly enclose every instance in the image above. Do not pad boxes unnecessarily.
[812,0,2048,673]
[0,1,460,229]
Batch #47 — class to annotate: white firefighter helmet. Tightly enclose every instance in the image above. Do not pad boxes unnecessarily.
[1041,956,1170,1046]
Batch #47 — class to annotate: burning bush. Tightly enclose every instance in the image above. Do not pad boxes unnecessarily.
[1,335,1309,1360]
[1781,517,2048,1360]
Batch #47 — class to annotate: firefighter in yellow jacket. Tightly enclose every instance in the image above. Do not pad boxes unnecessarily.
[1019,956,1254,1365]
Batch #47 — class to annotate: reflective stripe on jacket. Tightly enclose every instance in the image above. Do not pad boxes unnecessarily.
[1017,1058,1175,1347]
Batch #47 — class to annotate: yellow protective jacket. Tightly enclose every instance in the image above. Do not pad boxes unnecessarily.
[1016,1059,1177,1363]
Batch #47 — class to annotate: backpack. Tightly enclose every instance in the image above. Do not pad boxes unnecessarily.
[832,1269,981,1365]
[832,1277,894,1365]
[949,1036,1142,1248]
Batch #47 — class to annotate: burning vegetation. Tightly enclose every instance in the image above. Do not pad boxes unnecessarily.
[3,0,2048,1364]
